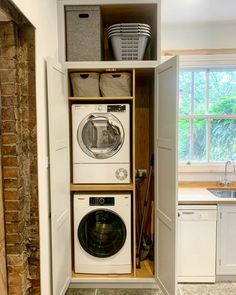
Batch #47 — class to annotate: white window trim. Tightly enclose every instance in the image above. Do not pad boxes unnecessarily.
[168,54,236,173]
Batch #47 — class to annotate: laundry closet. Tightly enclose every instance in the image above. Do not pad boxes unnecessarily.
[47,1,178,294]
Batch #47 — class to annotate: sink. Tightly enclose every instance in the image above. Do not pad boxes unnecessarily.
[208,189,236,198]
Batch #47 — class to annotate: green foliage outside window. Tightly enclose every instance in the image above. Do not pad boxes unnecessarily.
[179,69,236,163]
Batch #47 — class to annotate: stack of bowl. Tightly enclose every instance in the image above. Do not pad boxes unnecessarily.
[108,23,151,61]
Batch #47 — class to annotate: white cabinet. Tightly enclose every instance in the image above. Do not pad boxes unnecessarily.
[46,1,178,295]
[217,205,236,276]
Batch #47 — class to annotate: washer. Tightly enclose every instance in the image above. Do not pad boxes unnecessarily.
[72,104,130,183]
[74,193,131,274]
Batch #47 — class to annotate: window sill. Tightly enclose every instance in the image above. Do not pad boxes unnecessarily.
[179,163,226,173]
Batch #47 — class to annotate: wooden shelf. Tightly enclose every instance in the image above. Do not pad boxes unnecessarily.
[69,96,134,101]
[70,183,134,192]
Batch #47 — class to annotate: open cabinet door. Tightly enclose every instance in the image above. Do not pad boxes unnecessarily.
[47,58,71,295]
[155,56,178,295]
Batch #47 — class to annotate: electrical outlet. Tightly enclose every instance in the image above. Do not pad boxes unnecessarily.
[136,169,147,178]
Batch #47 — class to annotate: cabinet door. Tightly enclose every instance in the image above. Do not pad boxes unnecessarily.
[155,56,178,295]
[217,205,236,275]
[47,58,71,295]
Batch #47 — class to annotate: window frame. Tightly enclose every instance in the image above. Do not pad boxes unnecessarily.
[176,54,236,172]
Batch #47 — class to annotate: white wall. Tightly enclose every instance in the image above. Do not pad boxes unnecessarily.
[11,1,58,294]
[162,22,236,50]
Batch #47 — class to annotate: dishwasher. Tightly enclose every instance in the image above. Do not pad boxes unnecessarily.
[178,205,217,283]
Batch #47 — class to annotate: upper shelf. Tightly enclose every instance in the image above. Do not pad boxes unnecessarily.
[64,60,159,70]
[58,0,160,65]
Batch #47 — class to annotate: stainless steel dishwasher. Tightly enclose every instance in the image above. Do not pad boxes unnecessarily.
[178,205,217,283]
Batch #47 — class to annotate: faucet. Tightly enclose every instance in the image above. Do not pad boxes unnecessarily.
[220,160,236,187]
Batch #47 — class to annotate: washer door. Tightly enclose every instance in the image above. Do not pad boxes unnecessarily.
[78,209,127,258]
[77,113,124,159]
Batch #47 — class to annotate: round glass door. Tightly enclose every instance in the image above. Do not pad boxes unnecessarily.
[77,114,124,159]
[78,209,126,258]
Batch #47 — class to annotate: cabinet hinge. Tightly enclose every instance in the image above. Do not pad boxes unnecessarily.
[220,212,222,219]
[219,259,221,266]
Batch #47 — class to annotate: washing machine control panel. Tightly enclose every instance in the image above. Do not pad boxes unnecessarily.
[89,197,115,206]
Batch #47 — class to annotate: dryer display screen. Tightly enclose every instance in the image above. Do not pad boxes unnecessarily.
[78,209,126,258]
[107,105,126,112]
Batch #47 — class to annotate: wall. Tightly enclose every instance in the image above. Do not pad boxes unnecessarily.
[162,22,236,51]
[0,20,39,294]
[10,0,59,294]
[0,139,7,295]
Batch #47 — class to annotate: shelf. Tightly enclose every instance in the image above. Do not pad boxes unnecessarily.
[70,183,134,192]
[64,60,159,70]
[69,96,134,101]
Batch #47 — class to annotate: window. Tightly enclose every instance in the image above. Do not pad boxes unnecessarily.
[179,68,236,163]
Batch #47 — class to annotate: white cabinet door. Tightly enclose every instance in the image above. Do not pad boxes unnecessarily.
[47,58,71,295]
[155,56,178,295]
[217,205,236,275]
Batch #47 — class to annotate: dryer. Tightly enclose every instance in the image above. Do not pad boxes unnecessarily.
[74,193,131,274]
[72,104,130,183]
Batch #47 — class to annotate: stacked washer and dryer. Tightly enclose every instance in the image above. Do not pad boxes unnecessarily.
[72,103,132,274]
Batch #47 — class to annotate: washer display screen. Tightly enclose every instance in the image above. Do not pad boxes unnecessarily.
[78,209,126,258]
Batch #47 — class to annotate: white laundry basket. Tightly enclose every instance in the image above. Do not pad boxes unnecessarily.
[70,72,100,97]
[109,34,150,60]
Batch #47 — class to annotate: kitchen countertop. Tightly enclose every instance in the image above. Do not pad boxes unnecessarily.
[178,188,236,205]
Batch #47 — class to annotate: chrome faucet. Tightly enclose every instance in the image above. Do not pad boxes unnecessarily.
[220,160,236,187]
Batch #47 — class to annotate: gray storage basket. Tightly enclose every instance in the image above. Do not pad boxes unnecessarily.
[65,6,102,61]
[70,72,100,97]
[100,73,132,97]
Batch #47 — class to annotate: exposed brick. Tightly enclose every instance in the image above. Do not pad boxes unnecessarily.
[2,134,17,144]
[2,156,18,166]
[1,20,39,294]
[2,144,17,156]
[2,106,17,120]
[3,190,19,201]
[4,211,21,222]
[0,68,16,82]
[2,121,17,133]
[1,82,16,96]
[1,45,17,59]
[6,244,24,255]
[1,95,18,106]
[3,178,18,189]
[0,57,16,69]
[8,272,25,286]
[5,222,24,234]
[4,200,23,211]
[6,233,24,244]
[3,167,19,178]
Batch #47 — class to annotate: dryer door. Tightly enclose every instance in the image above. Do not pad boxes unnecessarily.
[78,209,126,258]
[77,114,124,159]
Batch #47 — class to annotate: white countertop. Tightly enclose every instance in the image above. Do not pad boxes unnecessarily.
[178,188,236,205]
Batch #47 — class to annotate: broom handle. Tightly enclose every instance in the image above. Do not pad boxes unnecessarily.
[136,154,154,267]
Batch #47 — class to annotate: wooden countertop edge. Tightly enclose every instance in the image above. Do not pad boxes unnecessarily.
[178,200,236,205]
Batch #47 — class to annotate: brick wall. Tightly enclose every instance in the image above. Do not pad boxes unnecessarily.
[0,21,39,295]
